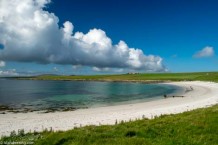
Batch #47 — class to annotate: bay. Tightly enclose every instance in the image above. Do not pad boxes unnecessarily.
[0,79,183,111]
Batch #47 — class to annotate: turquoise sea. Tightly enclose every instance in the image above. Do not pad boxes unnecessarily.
[0,79,183,111]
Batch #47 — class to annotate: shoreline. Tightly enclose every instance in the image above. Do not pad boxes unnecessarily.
[0,81,218,137]
[15,77,172,84]
[0,79,181,114]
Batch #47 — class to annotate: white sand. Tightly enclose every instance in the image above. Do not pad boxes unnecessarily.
[1,81,218,137]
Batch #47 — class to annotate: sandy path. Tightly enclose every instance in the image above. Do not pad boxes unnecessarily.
[0,81,218,137]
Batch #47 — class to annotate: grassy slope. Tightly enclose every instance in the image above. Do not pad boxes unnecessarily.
[20,72,218,82]
[1,105,218,145]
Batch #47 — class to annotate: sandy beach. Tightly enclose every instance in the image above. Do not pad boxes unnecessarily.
[1,81,218,137]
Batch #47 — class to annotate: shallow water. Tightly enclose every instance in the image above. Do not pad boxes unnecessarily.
[0,79,183,111]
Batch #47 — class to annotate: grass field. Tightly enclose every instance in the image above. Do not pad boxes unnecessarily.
[1,105,218,145]
[17,72,218,82]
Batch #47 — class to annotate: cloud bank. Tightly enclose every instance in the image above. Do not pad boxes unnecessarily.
[193,46,215,58]
[0,69,18,76]
[0,0,166,72]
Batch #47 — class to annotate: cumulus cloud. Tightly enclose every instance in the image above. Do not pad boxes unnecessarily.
[193,46,215,58]
[0,0,166,72]
[0,69,18,76]
[0,61,5,67]
[92,67,110,72]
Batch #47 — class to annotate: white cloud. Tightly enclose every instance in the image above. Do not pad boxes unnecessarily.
[0,0,166,72]
[0,61,5,67]
[72,65,82,70]
[92,67,110,72]
[193,46,215,58]
[0,69,18,76]
[53,67,58,71]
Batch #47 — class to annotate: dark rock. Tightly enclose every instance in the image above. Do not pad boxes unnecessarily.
[0,105,13,111]
[62,107,76,112]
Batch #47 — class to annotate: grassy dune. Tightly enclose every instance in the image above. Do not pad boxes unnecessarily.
[1,105,218,145]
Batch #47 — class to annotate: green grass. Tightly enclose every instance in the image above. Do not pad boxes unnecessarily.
[17,72,218,82]
[1,105,218,145]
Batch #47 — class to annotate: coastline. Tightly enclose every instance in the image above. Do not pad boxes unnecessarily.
[0,81,218,137]
[15,77,172,84]
[0,80,180,113]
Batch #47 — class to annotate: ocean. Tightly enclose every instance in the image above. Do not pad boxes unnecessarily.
[0,79,183,112]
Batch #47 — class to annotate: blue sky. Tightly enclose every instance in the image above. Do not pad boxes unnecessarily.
[0,0,218,75]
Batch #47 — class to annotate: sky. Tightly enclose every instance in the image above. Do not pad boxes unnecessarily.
[0,0,218,76]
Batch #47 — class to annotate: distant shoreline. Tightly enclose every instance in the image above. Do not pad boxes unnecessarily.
[3,71,217,83]
[14,77,173,84]
[0,81,218,137]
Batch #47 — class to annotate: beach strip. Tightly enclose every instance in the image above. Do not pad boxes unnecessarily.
[0,81,218,137]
